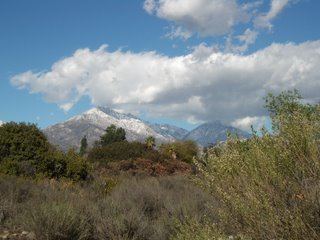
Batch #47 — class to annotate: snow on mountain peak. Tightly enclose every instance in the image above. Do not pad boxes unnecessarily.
[44,106,176,151]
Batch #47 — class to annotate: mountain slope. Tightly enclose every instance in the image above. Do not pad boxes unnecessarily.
[44,107,175,151]
[183,121,250,147]
[149,123,189,140]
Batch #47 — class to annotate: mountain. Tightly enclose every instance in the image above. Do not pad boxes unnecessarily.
[44,107,176,151]
[183,121,250,147]
[149,123,189,140]
[44,107,250,151]
[0,120,3,126]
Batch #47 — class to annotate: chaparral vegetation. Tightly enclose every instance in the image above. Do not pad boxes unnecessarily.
[1,90,320,240]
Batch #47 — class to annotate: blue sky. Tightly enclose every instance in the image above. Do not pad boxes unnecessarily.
[1,0,320,131]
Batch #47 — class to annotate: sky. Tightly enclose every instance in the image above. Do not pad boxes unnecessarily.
[1,0,320,131]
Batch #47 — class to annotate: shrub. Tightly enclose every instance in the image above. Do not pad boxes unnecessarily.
[193,90,320,239]
[0,122,89,180]
[0,175,213,240]
[25,202,93,240]
[88,141,162,164]
[96,176,213,240]
[159,140,198,163]
[16,148,89,181]
[171,220,230,240]
[0,122,50,165]
[105,158,192,176]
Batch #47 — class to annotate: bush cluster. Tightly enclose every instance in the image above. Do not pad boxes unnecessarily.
[0,122,88,180]
[88,141,163,164]
[187,90,320,239]
[0,175,212,240]
[159,140,198,163]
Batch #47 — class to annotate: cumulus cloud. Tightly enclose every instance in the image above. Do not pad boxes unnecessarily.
[254,0,292,29]
[231,116,269,132]
[11,41,320,126]
[143,0,252,38]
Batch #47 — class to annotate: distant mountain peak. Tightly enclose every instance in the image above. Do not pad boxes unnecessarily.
[43,106,250,150]
[183,121,250,147]
[97,106,139,120]
[44,106,176,151]
[149,123,189,140]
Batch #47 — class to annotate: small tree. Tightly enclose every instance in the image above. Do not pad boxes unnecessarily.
[145,136,156,149]
[0,122,50,164]
[100,124,126,146]
[79,135,88,156]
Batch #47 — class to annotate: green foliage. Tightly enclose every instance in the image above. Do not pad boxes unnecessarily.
[145,136,156,149]
[0,122,50,164]
[65,149,89,181]
[160,140,198,163]
[88,141,161,164]
[0,122,88,180]
[79,135,88,156]
[35,149,88,180]
[99,124,126,146]
[194,90,320,239]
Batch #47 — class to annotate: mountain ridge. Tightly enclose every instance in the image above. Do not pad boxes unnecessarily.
[183,121,251,147]
[44,107,250,150]
[44,107,178,151]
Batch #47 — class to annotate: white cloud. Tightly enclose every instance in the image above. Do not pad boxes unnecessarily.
[143,0,157,14]
[11,40,320,125]
[226,28,259,53]
[165,26,192,40]
[237,29,258,44]
[231,116,269,132]
[0,120,3,126]
[144,0,252,38]
[254,0,292,29]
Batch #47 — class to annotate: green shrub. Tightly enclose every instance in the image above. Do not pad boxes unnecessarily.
[194,90,320,239]
[0,122,50,164]
[88,141,162,164]
[0,122,88,180]
[159,140,198,163]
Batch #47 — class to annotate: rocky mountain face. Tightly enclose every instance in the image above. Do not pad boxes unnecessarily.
[44,107,178,151]
[183,121,251,147]
[44,107,250,151]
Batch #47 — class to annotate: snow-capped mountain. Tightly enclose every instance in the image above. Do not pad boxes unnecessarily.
[44,107,250,151]
[0,120,3,126]
[150,123,189,140]
[44,107,177,151]
[183,121,251,147]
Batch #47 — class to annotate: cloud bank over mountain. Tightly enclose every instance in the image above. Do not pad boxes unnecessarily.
[11,40,320,129]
